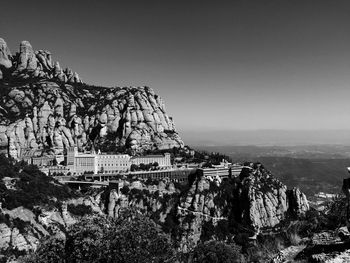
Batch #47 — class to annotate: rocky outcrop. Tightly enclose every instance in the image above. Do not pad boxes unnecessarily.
[0,169,309,260]
[296,229,350,262]
[0,179,177,258]
[0,39,12,71]
[0,39,184,158]
[287,187,310,217]
[176,165,309,251]
[106,180,177,221]
[0,193,104,256]
[0,38,81,83]
[244,175,308,228]
[16,41,37,73]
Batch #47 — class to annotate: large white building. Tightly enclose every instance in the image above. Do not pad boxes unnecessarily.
[66,147,97,174]
[64,147,171,175]
[65,147,131,175]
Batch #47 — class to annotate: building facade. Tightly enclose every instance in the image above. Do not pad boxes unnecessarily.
[21,146,173,176]
[197,167,231,179]
[131,153,171,167]
[97,154,131,174]
[64,147,170,175]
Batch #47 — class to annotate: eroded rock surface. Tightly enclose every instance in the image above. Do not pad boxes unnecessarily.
[0,38,184,158]
[175,165,309,251]
[0,194,103,254]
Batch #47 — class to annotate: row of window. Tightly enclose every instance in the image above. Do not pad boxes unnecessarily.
[98,163,128,167]
[98,156,129,159]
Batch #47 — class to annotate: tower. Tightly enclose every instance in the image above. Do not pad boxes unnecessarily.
[66,146,77,172]
[164,153,171,167]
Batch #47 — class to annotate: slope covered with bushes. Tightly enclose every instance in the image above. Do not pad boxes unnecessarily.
[0,154,75,210]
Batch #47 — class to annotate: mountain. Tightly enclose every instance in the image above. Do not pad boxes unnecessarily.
[0,155,309,260]
[0,38,314,262]
[0,38,184,159]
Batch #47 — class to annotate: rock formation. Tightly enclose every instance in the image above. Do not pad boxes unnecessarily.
[0,38,184,158]
[176,164,309,251]
[0,38,12,73]
[0,179,176,258]
[0,38,81,83]
[0,168,309,260]
[0,195,103,255]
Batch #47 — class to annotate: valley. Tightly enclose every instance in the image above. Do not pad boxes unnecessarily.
[195,145,350,196]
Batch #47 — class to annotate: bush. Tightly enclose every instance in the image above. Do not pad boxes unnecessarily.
[120,185,130,195]
[192,240,243,263]
[67,204,93,217]
[25,210,175,263]
[0,154,75,210]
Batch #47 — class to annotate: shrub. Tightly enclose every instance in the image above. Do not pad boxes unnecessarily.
[67,204,93,217]
[120,185,130,195]
[192,240,244,263]
[25,210,175,263]
[0,154,75,210]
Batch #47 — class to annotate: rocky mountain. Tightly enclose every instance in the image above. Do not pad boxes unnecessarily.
[0,38,183,159]
[175,164,309,252]
[0,159,309,260]
[0,38,313,262]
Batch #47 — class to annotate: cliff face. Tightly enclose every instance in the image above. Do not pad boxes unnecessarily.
[0,195,103,256]
[99,165,309,252]
[0,38,184,158]
[0,38,81,84]
[0,180,177,258]
[0,169,309,258]
[175,165,309,251]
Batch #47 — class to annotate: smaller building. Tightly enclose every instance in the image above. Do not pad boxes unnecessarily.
[198,167,231,179]
[212,159,232,169]
[48,166,71,176]
[131,153,171,168]
[32,156,55,167]
[231,164,245,177]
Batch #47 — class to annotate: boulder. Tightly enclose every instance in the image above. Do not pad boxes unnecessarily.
[16,41,37,71]
[0,38,12,69]
[36,50,53,71]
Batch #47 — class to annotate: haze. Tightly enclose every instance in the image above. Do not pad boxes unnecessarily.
[2,0,350,137]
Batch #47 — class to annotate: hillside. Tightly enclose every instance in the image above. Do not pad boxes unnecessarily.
[0,154,310,262]
[0,37,316,262]
[0,38,183,159]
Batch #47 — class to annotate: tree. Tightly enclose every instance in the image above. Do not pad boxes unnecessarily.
[65,215,111,262]
[25,209,175,263]
[130,164,138,171]
[107,210,175,263]
[23,235,66,263]
[191,241,243,263]
[139,163,146,170]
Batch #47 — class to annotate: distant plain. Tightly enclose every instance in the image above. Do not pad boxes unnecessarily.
[183,130,350,196]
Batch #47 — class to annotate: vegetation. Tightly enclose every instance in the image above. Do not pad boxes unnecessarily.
[1,151,347,262]
[24,209,175,263]
[67,204,93,217]
[188,149,232,166]
[191,241,244,263]
[0,154,76,210]
[130,162,159,171]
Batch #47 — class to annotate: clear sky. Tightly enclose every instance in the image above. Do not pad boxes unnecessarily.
[2,0,350,133]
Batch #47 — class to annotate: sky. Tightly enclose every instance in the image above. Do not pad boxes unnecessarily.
[2,0,350,135]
